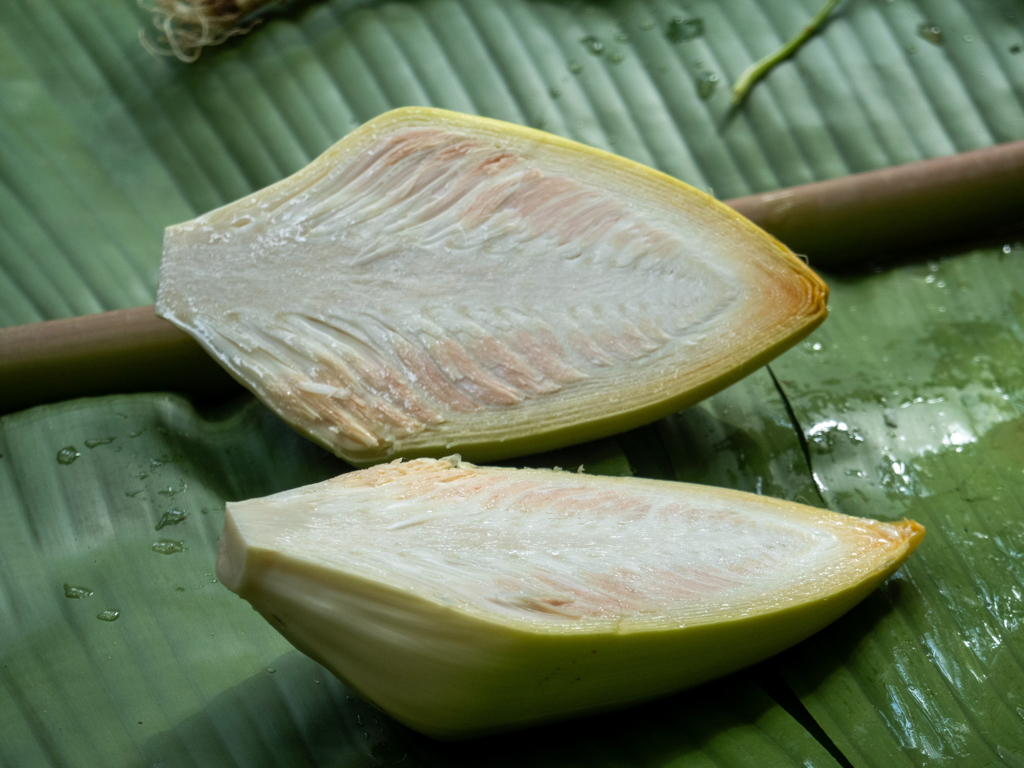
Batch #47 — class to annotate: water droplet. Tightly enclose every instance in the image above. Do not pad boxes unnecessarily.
[85,437,115,449]
[128,429,144,438]
[151,540,184,555]
[267,667,276,674]
[666,17,704,43]
[56,446,80,465]
[1005,244,1014,254]
[157,481,187,497]
[174,586,186,592]
[695,70,719,100]
[314,679,321,685]
[640,19,655,30]
[97,609,120,622]
[568,59,584,75]
[64,584,93,599]
[125,490,143,498]
[549,86,561,99]
[138,472,149,480]
[615,32,628,42]
[905,43,917,54]
[150,455,174,468]
[963,34,973,42]
[200,507,209,515]
[579,35,604,56]
[918,23,944,45]
[155,509,188,530]
[608,52,624,64]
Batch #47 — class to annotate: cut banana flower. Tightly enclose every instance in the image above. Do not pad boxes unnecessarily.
[157,107,828,466]
[217,458,924,739]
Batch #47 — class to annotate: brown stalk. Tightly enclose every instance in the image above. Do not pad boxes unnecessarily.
[1,140,1022,414]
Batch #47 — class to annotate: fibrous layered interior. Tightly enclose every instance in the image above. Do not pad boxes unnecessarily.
[157,109,827,463]
[219,458,923,633]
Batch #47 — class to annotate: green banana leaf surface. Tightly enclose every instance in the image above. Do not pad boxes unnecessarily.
[1,0,1024,765]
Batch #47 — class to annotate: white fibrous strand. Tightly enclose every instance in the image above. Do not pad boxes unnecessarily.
[138,0,271,62]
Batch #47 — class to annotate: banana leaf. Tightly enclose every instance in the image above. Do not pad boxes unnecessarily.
[2,0,1024,765]
[1,0,1022,325]
[771,246,1024,766]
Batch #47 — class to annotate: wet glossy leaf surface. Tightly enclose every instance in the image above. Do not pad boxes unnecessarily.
[1,0,1024,763]
[771,246,1024,766]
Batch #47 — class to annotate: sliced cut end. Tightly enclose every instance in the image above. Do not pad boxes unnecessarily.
[215,507,248,593]
[157,108,828,465]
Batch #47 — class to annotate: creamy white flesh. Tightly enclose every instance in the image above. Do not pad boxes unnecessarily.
[158,108,827,464]
[219,458,920,632]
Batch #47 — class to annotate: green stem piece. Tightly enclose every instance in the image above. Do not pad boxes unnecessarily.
[730,0,842,107]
